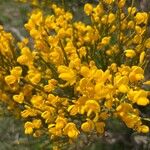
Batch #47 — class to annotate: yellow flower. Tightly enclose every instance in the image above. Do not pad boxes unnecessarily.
[128,89,149,106]
[101,36,111,45]
[108,13,116,24]
[135,12,148,24]
[44,79,57,93]
[84,3,93,16]
[81,119,94,132]
[128,7,137,15]
[145,38,150,48]
[49,126,62,137]
[129,66,144,82]
[93,4,104,16]
[101,15,107,24]
[32,119,42,129]
[55,117,67,129]
[118,0,126,8]
[58,66,76,85]
[118,84,128,93]
[114,75,129,93]
[99,112,109,120]
[135,26,145,35]
[28,70,41,84]
[123,114,140,128]
[31,95,43,107]
[127,21,134,29]
[125,49,136,58]
[21,109,37,118]
[136,97,149,106]
[80,66,90,77]
[30,29,41,39]
[41,110,50,119]
[17,47,33,66]
[138,125,149,133]
[95,122,105,134]
[67,105,78,116]
[63,123,79,139]
[13,92,24,104]
[82,100,100,117]
[24,122,33,134]
[116,103,141,129]
[17,55,29,65]
[11,66,22,77]
[5,75,16,85]
[143,80,150,85]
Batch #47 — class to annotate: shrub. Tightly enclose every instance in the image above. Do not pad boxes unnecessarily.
[0,0,150,149]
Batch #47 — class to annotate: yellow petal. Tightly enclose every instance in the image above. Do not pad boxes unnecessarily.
[137,97,149,106]
[5,75,16,85]
[143,81,150,85]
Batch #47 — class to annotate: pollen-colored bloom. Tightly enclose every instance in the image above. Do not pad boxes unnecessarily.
[13,92,24,104]
[5,75,16,85]
[31,95,43,107]
[95,122,105,134]
[145,38,150,48]
[81,119,94,132]
[58,66,76,85]
[138,125,149,133]
[108,13,116,24]
[101,37,111,45]
[82,100,100,117]
[118,0,126,8]
[55,117,67,129]
[32,119,42,129]
[28,71,41,84]
[84,3,93,16]
[129,66,144,82]
[24,122,34,134]
[135,12,148,24]
[136,97,149,106]
[63,123,79,139]
[125,49,136,58]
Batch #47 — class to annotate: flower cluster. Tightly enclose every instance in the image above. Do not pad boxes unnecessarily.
[0,0,150,149]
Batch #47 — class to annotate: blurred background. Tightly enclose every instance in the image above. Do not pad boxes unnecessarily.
[0,0,150,149]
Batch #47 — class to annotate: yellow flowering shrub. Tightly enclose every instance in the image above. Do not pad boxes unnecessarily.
[0,0,150,149]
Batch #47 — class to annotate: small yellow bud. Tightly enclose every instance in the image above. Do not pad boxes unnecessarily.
[118,0,126,8]
[139,125,149,133]
[145,38,150,48]
[101,36,111,45]
[125,49,136,58]
[128,21,134,29]
[128,7,137,15]
[108,13,116,24]
[139,51,145,64]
